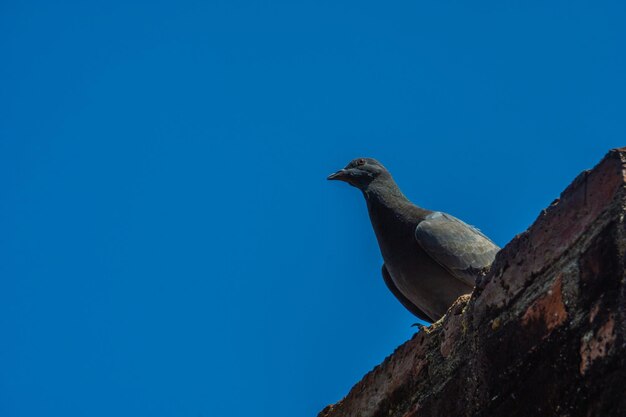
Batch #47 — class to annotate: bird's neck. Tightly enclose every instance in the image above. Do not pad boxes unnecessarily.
[362,178,431,239]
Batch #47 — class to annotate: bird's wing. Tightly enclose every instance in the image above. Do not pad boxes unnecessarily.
[382,264,433,323]
[415,212,500,287]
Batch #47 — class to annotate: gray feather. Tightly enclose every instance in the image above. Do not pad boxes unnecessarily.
[415,212,500,286]
[382,264,433,322]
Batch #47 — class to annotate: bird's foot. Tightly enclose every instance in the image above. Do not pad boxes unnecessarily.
[411,322,430,333]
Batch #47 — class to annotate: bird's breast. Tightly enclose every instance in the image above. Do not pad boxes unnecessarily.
[365,198,472,319]
[383,241,473,321]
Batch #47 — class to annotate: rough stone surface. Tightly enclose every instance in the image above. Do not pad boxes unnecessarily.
[319,148,626,417]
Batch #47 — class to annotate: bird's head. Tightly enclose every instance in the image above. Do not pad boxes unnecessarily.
[327,157,390,190]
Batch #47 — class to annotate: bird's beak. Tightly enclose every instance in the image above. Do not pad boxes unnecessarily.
[327,169,348,181]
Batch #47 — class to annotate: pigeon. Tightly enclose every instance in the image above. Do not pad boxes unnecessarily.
[328,157,500,323]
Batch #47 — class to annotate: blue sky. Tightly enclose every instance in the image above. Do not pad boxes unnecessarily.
[1,1,625,416]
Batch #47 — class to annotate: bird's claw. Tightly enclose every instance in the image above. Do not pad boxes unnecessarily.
[411,322,429,333]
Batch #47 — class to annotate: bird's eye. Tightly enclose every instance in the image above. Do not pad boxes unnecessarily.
[357,158,366,166]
